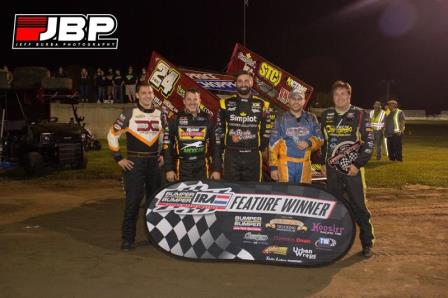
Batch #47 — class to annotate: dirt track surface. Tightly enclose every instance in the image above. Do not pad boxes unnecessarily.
[0,180,447,297]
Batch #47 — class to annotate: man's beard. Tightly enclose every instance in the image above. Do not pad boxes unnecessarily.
[237,87,251,96]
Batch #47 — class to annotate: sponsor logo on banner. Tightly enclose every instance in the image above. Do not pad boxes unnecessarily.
[265,256,303,264]
[293,247,317,260]
[243,232,269,244]
[12,14,118,49]
[233,216,262,231]
[156,182,233,211]
[154,182,336,219]
[262,246,288,256]
[258,62,282,86]
[315,237,337,250]
[265,218,308,233]
[273,236,311,244]
[311,223,345,236]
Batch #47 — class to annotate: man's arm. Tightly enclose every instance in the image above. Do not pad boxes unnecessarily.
[163,116,177,172]
[259,100,271,151]
[399,111,406,133]
[319,111,328,165]
[213,99,227,170]
[352,110,374,169]
[307,114,324,152]
[268,116,282,171]
[107,110,129,162]
[207,118,222,172]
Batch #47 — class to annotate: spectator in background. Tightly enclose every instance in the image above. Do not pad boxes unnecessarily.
[124,66,137,103]
[54,66,67,78]
[113,69,124,103]
[105,68,114,103]
[79,68,89,102]
[369,101,386,160]
[94,68,106,103]
[2,66,13,87]
[139,67,146,83]
[385,99,406,162]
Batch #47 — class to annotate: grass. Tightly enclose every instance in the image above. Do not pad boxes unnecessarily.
[1,122,448,188]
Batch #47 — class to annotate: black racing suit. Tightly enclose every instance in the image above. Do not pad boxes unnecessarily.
[215,95,271,182]
[320,105,375,248]
[107,103,164,243]
[163,110,220,180]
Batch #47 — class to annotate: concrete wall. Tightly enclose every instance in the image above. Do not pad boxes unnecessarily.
[50,103,134,137]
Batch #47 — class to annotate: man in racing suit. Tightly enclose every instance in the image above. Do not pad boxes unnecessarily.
[107,83,164,251]
[215,70,271,182]
[269,88,323,183]
[164,88,221,181]
[320,80,375,257]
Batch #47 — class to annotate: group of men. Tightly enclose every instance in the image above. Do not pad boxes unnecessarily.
[107,71,381,258]
[369,100,406,161]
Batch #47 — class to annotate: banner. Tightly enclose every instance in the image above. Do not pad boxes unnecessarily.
[146,180,355,267]
[226,43,314,111]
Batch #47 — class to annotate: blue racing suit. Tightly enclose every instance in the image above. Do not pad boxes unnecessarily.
[269,111,323,183]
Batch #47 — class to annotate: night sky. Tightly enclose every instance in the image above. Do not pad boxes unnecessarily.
[2,0,447,113]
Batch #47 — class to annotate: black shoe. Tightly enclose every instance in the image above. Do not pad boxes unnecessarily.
[362,246,373,258]
[121,241,134,251]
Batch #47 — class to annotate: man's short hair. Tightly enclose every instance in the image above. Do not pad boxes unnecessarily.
[387,99,398,105]
[136,82,152,93]
[331,80,352,95]
[185,88,200,97]
[235,70,254,81]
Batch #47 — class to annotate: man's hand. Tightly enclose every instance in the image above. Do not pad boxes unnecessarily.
[166,171,178,182]
[210,171,221,180]
[118,159,134,171]
[320,165,327,177]
[347,164,359,176]
[158,155,164,167]
[297,141,309,151]
[271,170,280,181]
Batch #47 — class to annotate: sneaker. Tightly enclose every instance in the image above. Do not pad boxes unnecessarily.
[97,100,101,104]
[121,241,134,251]
[362,246,373,258]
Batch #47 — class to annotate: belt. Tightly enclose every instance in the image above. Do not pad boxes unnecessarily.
[226,147,259,153]
[127,151,158,158]
[280,156,309,163]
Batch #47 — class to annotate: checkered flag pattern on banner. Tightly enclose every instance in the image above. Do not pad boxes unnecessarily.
[146,207,254,260]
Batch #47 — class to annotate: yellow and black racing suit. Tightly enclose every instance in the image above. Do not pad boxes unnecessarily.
[163,110,220,180]
[320,105,375,248]
[215,95,271,182]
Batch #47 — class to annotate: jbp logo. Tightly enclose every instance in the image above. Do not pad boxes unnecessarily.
[12,14,118,49]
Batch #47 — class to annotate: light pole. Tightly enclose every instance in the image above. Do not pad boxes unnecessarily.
[243,0,249,46]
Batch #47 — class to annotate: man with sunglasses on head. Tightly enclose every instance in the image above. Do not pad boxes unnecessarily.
[269,88,323,183]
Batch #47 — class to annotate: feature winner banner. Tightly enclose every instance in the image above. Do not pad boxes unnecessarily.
[146,181,355,267]
[226,43,314,111]
[145,52,221,119]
